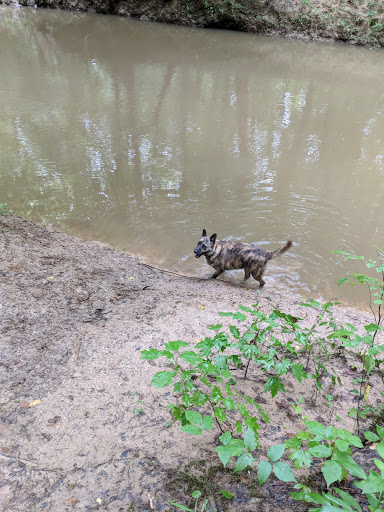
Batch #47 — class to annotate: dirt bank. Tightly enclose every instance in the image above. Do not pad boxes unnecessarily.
[1,0,384,47]
[1,214,383,511]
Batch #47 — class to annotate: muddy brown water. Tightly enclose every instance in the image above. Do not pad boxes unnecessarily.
[1,6,384,308]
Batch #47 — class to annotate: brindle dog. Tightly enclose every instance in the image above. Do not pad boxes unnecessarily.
[194,229,292,287]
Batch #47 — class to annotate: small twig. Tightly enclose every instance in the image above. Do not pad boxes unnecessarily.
[244,358,252,379]
[140,263,205,280]
[0,453,38,464]
[92,454,115,469]
[214,417,225,434]
[0,453,62,472]
[140,262,262,290]
[207,400,224,433]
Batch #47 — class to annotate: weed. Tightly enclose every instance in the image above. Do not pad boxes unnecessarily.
[142,248,384,507]
[170,490,208,512]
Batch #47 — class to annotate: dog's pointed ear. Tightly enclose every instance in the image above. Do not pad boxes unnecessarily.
[210,233,217,244]
[202,229,207,237]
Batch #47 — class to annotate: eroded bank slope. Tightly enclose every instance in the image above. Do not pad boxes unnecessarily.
[1,0,384,47]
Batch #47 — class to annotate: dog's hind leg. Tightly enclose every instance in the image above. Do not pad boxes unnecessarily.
[252,269,265,288]
[210,269,224,279]
[258,277,266,288]
[244,268,251,281]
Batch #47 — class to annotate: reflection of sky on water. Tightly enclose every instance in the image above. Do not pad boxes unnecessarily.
[1,6,384,307]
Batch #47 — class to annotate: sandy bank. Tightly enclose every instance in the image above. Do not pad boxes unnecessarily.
[1,214,382,511]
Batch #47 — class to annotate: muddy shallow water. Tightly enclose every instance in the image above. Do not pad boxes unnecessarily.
[1,6,384,308]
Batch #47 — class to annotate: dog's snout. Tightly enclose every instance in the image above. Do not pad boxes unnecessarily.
[194,246,201,258]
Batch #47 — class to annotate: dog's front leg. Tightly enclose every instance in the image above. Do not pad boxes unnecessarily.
[210,269,224,279]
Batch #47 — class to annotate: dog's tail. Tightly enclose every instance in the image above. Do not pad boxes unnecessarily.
[268,240,292,260]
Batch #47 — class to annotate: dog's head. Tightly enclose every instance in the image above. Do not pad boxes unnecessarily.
[194,229,217,258]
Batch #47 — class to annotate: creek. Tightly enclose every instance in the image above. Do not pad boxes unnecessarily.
[1,5,384,307]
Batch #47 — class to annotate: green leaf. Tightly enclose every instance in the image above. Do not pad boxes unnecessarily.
[151,371,175,388]
[229,325,240,338]
[327,329,352,339]
[368,345,384,355]
[238,305,254,313]
[234,452,253,472]
[220,490,234,499]
[180,424,202,435]
[170,502,193,511]
[273,462,297,482]
[214,407,227,422]
[268,443,286,462]
[348,436,363,448]
[180,351,202,364]
[291,363,308,383]
[377,426,384,441]
[192,490,202,499]
[374,458,384,473]
[216,445,232,467]
[377,441,384,458]
[308,444,332,458]
[185,410,202,425]
[232,312,247,321]
[335,439,349,452]
[304,421,326,437]
[364,323,380,332]
[291,449,312,468]
[337,278,348,285]
[228,440,246,456]
[367,493,379,509]
[364,355,376,374]
[286,437,302,450]
[208,324,222,330]
[264,376,285,397]
[201,415,214,431]
[214,355,227,369]
[333,488,362,512]
[219,431,232,446]
[354,470,384,494]
[164,340,189,351]
[332,451,367,479]
[321,460,342,487]
[364,431,380,442]
[211,387,223,401]
[257,460,272,485]
[140,348,161,360]
[244,427,257,452]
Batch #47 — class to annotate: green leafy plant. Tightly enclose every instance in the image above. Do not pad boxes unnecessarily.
[134,400,144,415]
[141,337,269,469]
[288,425,384,511]
[141,292,382,471]
[334,248,384,425]
[0,203,8,215]
[256,443,296,485]
[335,248,384,337]
[285,421,365,485]
[170,490,208,511]
[141,248,384,480]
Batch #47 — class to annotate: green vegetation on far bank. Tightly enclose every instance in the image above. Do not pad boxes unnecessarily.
[5,0,384,47]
